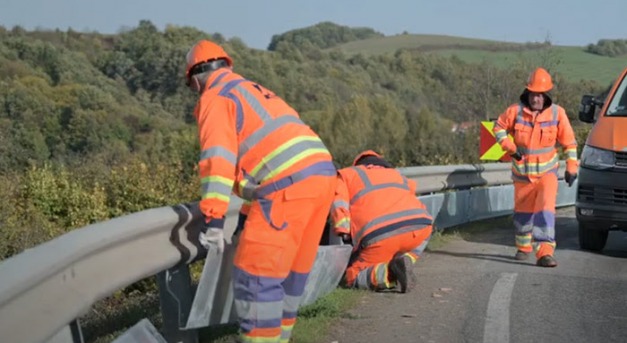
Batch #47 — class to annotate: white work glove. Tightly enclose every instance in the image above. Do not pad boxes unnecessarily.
[339,233,352,245]
[199,228,225,254]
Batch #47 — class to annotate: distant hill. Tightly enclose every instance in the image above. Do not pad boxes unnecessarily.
[330,33,627,86]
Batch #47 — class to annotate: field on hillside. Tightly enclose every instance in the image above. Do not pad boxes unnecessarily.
[332,34,627,85]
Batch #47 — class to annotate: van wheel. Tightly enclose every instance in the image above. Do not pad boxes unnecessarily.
[578,222,608,252]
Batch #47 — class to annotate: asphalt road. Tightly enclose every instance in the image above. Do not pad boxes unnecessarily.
[327,207,627,343]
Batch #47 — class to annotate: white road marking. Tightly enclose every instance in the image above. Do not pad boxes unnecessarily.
[483,272,518,343]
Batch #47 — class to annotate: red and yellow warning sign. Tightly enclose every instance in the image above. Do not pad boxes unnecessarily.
[480,121,513,161]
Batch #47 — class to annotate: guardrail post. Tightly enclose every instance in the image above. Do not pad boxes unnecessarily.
[156,265,198,343]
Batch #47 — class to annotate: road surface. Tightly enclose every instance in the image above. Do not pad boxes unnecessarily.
[328,207,627,343]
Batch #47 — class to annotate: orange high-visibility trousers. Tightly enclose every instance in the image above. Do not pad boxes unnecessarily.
[513,171,558,259]
[232,174,335,343]
[345,226,432,290]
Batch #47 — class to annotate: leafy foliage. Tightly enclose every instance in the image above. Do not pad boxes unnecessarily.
[586,39,627,57]
[0,21,607,260]
[268,21,383,51]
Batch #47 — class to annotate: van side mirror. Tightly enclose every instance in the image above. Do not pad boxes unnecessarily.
[579,95,603,123]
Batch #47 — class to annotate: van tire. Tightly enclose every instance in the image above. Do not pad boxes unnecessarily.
[578,222,608,252]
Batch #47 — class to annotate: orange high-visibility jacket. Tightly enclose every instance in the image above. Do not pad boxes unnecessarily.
[331,165,432,249]
[195,69,334,226]
[493,103,578,180]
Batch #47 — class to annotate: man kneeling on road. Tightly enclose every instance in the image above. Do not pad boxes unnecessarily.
[330,150,433,293]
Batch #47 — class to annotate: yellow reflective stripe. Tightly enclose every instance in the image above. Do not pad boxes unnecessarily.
[516,236,532,244]
[382,264,391,288]
[200,176,234,200]
[566,148,577,159]
[239,334,282,343]
[248,136,320,177]
[512,154,559,175]
[336,217,350,229]
[262,148,329,182]
[201,175,235,186]
[202,193,230,202]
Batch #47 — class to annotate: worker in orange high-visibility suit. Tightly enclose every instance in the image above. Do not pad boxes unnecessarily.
[493,67,578,268]
[331,150,433,293]
[184,40,336,343]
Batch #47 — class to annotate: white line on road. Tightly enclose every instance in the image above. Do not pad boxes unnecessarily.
[483,272,518,343]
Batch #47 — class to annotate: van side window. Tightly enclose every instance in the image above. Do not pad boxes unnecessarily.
[606,76,627,116]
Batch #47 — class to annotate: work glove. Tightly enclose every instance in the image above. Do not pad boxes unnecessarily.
[565,171,577,187]
[340,233,351,245]
[199,227,225,254]
[511,152,523,161]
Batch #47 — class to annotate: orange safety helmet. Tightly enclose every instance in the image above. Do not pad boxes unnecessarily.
[185,40,233,81]
[352,150,383,166]
[526,67,553,93]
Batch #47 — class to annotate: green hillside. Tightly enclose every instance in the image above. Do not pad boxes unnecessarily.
[332,34,627,86]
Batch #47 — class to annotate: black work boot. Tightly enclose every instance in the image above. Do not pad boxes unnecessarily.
[388,255,415,293]
[514,250,530,261]
[536,255,558,268]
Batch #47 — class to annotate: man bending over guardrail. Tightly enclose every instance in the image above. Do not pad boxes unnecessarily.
[184,39,337,343]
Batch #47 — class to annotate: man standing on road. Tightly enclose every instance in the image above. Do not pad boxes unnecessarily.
[330,150,433,293]
[493,67,579,267]
[184,39,336,343]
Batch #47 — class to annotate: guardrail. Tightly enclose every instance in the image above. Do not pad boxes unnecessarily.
[0,162,576,343]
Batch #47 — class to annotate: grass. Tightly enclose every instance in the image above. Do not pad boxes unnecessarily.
[199,288,365,343]
[81,276,364,343]
[330,33,627,86]
[433,47,627,86]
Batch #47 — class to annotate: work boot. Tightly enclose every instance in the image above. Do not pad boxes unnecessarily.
[536,255,558,268]
[514,250,530,261]
[388,255,416,293]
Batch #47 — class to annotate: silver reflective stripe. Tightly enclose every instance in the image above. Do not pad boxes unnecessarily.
[280,330,292,342]
[332,200,349,211]
[516,146,554,155]
[350,167,409,204]
[354,167,373,187]
[240,116,304,156]
[512,154,558,175]
[199,146,237,165]
[351,182,410,205]
[362,225,427,248]
[234,85,272,121]
[283,294,302,313]
[516,103,524,124]
[567,150,577,158]
[355,268,371,289]
[253,139,327,182]
[495,130,508,142]
[234,299,283,321]
[514,220,534,234]
[552,104,558,121]
[201,182,232,198]
[374,263,387,287]
[354,208,429,244]
[239,182,256,201]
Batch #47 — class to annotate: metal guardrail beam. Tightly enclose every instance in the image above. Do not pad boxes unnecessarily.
[0,162,571,343]
[403,161,567,194]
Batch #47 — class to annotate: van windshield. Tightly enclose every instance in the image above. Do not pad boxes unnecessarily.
[606,73,627,116]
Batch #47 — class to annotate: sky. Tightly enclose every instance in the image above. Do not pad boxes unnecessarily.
[1,0,625,50]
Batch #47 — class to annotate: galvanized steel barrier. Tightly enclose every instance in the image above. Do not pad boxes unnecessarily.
[0,162,576,343]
